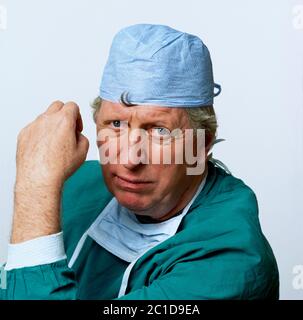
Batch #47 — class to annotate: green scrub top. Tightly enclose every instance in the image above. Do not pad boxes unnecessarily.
[0,160,279,300]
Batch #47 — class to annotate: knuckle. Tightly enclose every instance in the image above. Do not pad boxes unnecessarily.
[64,101,79,112]
[51,100,64,108]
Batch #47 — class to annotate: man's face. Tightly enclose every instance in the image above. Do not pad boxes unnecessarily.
[95,100,206,217]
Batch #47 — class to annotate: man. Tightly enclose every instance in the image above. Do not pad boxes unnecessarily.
[0,24,279,299]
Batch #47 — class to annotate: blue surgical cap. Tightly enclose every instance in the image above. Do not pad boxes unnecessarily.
[99,24,221,107]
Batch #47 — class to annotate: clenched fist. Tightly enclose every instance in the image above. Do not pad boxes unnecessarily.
[16,101,89,188]
[11,101,89,243]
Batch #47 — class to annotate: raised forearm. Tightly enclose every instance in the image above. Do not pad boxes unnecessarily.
[9,101,89,244]
[11,182,62,244]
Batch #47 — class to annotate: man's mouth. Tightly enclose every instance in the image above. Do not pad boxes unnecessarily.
[114,174,153,191]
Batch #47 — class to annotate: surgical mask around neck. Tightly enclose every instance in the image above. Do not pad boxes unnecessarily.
[87,174,207,263]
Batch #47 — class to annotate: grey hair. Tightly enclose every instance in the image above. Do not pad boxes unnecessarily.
[91,96,103,122]
[185,106,217,144]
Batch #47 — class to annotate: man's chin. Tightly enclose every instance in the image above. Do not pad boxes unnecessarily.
[114,191,152,212]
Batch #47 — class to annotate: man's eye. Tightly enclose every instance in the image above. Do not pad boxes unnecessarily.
[110,120,127,129]
[112,120,121,128]
[151,127,171,137]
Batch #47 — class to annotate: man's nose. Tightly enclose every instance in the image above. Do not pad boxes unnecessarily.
[120,129,148,169]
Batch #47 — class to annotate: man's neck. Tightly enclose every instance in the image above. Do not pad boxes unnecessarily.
[155,165,208,222]
[135,208,184,224]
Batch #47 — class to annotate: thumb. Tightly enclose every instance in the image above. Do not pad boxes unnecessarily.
[77,133,90,160]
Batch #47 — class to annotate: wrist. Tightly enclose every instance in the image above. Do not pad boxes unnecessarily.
[11,180,62,244]
[15,173,64,193]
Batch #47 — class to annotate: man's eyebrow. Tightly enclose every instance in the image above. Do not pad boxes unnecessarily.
[139,112,179,128]
[99,107,178,126]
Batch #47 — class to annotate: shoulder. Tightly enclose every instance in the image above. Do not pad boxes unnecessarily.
[61,161,113,258]
[190,161,259,220]
[179,162,279,297]
[186,162,262,245]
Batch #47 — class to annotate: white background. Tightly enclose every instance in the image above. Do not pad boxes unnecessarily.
[0,0,302,299]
